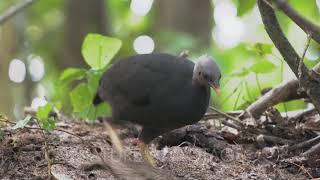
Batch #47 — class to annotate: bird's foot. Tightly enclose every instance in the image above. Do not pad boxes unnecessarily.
[104,122,124,156]
[138,141,158,167]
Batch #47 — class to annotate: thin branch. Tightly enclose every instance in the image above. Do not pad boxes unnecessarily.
[258,0,305,77]
[272,0,320,44]
[0,0,37,25]
[298,34,312,89]
[258,0,320,113]
[209,106,244,126]
[287,161,314,179]
[240,80,306,119]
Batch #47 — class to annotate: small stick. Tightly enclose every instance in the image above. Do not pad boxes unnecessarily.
[287,161,313,179]
[298,34,312,89]
[289,136,320,151]
[34,118,52,178]
[0,0,37,24]
[209,106,244,126]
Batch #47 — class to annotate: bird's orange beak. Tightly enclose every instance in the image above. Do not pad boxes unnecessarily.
[210,83,221,96]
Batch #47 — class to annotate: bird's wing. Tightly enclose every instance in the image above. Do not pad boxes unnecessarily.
[99,54,193,107]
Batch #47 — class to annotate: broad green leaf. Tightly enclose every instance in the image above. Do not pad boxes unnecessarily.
[235,0,256,17]
[86,69,104,94]
[250,60,276,74]
[229,67,250,77]
[69,83,92,112]
[12,115,33,129]
[82,34,122,69]
[236,100,251,110]
[252,43,273,56]
[59,68,86,85]
[42,116,56,130]
[96,103,112,117]
[74,103,111,121]
[37,103,53,121]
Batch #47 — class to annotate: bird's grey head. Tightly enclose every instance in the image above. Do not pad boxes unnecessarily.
[193,54,221,94]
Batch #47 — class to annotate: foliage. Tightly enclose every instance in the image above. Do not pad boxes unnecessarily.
[233,0,256,16]
[37,103,56,130]
[82,34,122,69]
[60,34,120,121]
[1,0,319,120]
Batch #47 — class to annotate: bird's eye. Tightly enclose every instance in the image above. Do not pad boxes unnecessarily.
[198,72,201,75]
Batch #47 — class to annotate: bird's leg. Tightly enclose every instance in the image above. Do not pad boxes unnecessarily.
[104,122,124,157]
[137,141,157,167]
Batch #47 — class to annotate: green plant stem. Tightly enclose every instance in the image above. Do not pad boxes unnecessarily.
[34,119,52,178]
[219,81,242,106]
[255,73,262,93]
[233,88,242,110]
[243,79,253,101]
[280,60,289,116]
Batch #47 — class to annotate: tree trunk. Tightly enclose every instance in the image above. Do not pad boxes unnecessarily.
[0,21,18,119]
[63,0,108,68]
[154,0,212,47]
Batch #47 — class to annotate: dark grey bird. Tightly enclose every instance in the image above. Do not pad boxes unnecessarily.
[94,53,221,165]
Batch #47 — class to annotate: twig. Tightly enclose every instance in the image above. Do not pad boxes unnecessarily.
[258,0,320,114]
[287,161,313,179]
[0,117,15,125]
[256,134,293,147]
[34,118,52,178]
[1,117,110,170]
[262,0,275,9]
[302,142,320,157]
[240,80,306,119]
[209,106,243,126]
[0,0,37,25]
[298,34,312,90]
[289,136,320,151]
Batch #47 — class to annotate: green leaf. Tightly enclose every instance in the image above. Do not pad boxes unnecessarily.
[12,115,33,129]
[86,69,104,94]
[252,43,273,56]
[304,58,320,69]
[96,103,112,117]
[59,68,86,85]
[236,100,251,110]
[82,34,122,69]
[229,67,250,77]
[74,103,111,122]
[235,0,256,17]
[37,103,53,121]
[250,60,276,74]
[42,116,56,130]
[69,83,92,112]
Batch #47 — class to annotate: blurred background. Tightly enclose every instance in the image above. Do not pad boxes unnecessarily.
[1,0,320,120]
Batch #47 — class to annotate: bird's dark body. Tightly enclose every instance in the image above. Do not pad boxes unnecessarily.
[98,53,210,143]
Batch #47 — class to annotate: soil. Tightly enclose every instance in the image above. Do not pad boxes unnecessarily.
[0,116,313,180]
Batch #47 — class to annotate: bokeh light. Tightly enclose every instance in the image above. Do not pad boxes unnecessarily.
[212,0,244,49]
[8,59,26,83]
[130,0,154,16]
[213,0,237,26]
[28,55,45,82]
[31,96,47,110]
[133,35,155,54]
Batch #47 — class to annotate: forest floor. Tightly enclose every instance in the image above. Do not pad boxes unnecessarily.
[1,110,317,180]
